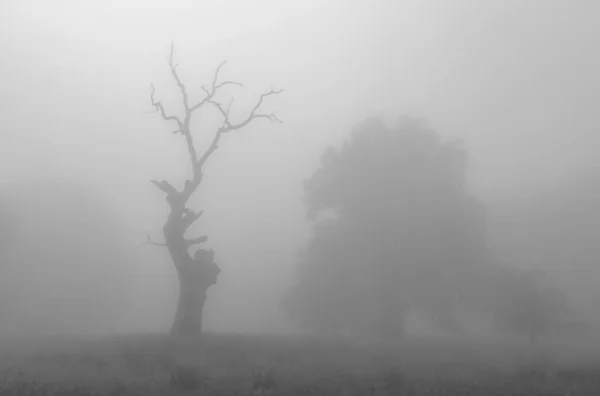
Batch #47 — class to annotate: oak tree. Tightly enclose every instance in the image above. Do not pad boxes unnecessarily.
[285,117,487,339]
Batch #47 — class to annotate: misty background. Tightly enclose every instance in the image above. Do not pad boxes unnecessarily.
[1,0,599,336]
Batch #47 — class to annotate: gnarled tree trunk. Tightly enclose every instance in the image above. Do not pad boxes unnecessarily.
[170,249,220,337]
[160,195,220,338]
[144,43,281,338]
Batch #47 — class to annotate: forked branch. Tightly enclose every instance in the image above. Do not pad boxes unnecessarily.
[209,88,283,133]
[136,231,167,248]
[150,43,249,184]
[150,84,184,134]
[167,42,190,112]
[151,180,180,197]
[181,209,204,230]
[147,43,282,252]
[184,235,209,247]
[191,60,244,112]
[195,87,283,174]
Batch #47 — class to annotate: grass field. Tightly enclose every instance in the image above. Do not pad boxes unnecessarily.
[0,332,599,395]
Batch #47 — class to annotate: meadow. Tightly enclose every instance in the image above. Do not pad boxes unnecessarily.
[0,332,599,395]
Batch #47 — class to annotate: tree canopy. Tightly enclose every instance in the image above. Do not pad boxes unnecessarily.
[483,263,584,343]
[285,116,489,338]
[485,164,600,333]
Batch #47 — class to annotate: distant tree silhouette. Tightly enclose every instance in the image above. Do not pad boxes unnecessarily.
[141,43,282,338]
[485,264,585,345]
[487,165,600,340]
[285,116,488,339]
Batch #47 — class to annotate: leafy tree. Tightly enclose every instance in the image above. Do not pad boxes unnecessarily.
[285,116,488,339]
[487,166,600,338]
[485,264,586,345]
[143,44,282,338]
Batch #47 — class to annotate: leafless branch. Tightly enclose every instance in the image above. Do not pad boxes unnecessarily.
[210,88,283,133]
[193,88,282,176]
[195,127,223,172]
[147,45,282,269]
[225,96,235,118]
[135,231,167,248]
[184,235,209,247]
[164,43,200,171]
[212,60,227,88]
[168,41,190,112]
[189,60,244,112]
[151,180,180,196]
[200,86,211,97]
[217,80,244,90]
[181,209,204,230]
[149,84,184,133]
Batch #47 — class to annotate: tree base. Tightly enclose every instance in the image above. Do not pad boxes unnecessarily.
[171,316,202,338]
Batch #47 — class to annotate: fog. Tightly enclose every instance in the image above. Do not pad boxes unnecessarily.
[1,0,599,338]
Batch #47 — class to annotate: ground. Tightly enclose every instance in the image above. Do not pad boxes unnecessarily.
[0,332,599,395]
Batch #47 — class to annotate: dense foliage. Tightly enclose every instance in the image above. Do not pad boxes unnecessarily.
[285,117,489,337]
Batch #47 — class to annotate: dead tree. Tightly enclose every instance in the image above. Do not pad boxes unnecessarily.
[143,43,282,338]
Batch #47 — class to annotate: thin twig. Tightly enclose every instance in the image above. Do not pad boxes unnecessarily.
[135,231,167,248]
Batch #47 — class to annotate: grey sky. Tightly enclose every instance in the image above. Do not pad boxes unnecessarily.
[1,0,599,333]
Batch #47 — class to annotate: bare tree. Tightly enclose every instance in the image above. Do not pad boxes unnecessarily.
[143,43,282,338]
